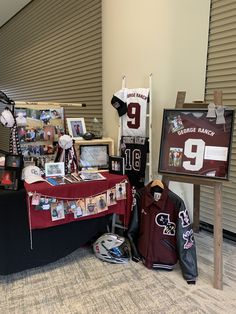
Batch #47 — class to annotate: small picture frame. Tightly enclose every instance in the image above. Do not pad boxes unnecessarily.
[45,162,65,177]
[5,154,23,170]
[0,167,19,190]
[67,118,86,139]
[109,156,125,175]
[0,149,8,167]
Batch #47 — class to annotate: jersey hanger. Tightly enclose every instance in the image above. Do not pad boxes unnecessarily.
[150,179,164,190]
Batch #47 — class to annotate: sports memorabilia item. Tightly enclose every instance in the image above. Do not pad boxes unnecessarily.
[54,134,79,174]
[0,107,22,155]
[127,181,198,283]
[111,88,149,137]
[120,136,149,188]
[158,108,234,179]
[93,233,131,264]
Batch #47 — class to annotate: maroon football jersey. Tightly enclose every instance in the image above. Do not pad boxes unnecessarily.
[159,110,234,178]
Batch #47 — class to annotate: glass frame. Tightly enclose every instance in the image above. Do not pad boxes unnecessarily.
[158,108,234,180]
[79,144,109,169]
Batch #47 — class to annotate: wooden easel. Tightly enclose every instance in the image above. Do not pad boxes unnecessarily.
[163,90,224,290]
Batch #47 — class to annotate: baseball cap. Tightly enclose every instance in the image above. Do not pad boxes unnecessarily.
[111,89,127,117]
[22,165,45,184]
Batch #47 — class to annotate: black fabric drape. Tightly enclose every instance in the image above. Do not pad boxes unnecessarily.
[0,188,110,275]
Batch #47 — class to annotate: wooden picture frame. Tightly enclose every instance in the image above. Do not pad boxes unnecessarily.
[67,118,86,140]
[109,156,125,175]
[158,108,234,180]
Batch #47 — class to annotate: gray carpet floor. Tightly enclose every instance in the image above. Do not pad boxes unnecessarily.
[0,230,236,314]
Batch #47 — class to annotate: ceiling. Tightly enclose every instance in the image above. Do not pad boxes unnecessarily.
[0,0,31,27]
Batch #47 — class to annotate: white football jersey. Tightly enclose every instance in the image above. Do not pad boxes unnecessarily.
[114,88,149,137]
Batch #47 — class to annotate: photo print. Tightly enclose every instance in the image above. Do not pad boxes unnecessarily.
[109,156,125,175]
[67,118,86,140]
[168,114,184,133]
[107,188,117,206]
[168,147,183,167]
[15,109,27,126]
[85,197,98,215]
[35,197,52,210]
[5,154,23,169]
[0,168,18,190]
[50,200,65,221]
[73,199,86,219]
[43,125,55,142]
[45,162,65,177]
[115,182,127,200]
[96,193,108,213]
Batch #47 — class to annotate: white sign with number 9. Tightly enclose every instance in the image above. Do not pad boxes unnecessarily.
[182,139,205,171]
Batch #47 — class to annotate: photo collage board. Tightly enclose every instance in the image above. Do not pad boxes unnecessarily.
[15,103,65,168]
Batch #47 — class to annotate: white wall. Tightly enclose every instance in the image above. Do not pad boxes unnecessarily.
[102,0,211,216]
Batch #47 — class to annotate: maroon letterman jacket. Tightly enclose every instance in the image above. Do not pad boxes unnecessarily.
[127,182,198,283]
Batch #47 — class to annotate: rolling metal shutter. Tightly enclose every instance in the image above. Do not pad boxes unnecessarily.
[0,0,102,151]
[202,0,236,235]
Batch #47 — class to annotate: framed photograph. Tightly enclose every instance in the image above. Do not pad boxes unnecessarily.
[158,108,234,180]
[0,149,8,167]
[0,167,19,190]
[79,144,109,169]
[109,156,125,175]
[5,154,23,170]
[67,118,86,139]
[45,162,65,177]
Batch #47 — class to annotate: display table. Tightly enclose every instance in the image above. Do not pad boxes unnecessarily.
[24,172,132,230]
[0,173,132,275]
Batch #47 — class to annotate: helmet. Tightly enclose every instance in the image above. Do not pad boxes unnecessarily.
[93,233,131,264]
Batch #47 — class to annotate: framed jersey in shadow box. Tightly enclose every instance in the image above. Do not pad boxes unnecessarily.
[158,108,234,180]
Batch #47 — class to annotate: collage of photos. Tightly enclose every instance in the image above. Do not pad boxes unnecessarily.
[15,106,65,164]
[32,182,126,222]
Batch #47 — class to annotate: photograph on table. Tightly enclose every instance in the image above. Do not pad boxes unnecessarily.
[109,155,125,175]
[45,162,65,177]
[67,118,86,139]
[158,108,235,180]
[0,167,18,190]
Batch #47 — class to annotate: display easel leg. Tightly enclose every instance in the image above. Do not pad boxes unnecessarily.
[193,184,200,233]
[214,182,223,290]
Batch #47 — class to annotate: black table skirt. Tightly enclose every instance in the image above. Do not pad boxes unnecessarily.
[0,188,110,275]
